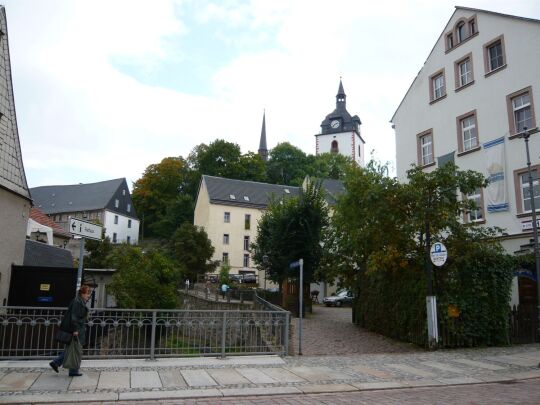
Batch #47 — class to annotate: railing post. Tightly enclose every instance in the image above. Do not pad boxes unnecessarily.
[221,312,227,359]
[284,312,290,356]
[150,311,157,360]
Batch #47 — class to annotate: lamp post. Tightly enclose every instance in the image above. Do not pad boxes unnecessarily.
[518,126,540,341]
[262,254,269,292]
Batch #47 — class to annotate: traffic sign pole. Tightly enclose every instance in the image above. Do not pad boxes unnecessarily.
[76,237,85,294]
[299,258,303,356]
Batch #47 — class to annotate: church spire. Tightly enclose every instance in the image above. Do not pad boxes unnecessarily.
[258,110,268,162]
[336,77,346,110]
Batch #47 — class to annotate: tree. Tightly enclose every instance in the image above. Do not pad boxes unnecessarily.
[132,157,195,239]
[238,152,267,182]
[188,139,244,180]
[306,152,353,180]
[266,142,308,185]
[166,222,217,281]
[107,245,182,309]
[84,236,114,269]
[252,181,329,288]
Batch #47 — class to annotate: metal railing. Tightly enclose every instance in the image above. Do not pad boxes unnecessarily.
[0,305,290,360]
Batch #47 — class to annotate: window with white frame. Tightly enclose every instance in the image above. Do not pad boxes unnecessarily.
[458,58,472,87]
[243,235,250,251]
[467,188,483,222]
[223,234,229,244]
[461,115,478,151]
[222,252,229,264]
[418,132,434,166]
[484,37,505,72]
[224,212,230,223]
[127,203,131,212]
[243,253,250,268]
[512,93,533,133]
[520,169,540,213]
[432,73,445,100]
[115,199,119,208]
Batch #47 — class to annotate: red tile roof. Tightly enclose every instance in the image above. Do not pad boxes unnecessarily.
[29,207,71,238]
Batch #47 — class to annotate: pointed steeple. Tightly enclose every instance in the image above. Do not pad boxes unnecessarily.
[336,77,346,110]
[258,110,268,162]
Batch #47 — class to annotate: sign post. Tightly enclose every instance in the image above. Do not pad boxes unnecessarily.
[69,218,103,293]
[426,241,447,347]
[289,258,304,355]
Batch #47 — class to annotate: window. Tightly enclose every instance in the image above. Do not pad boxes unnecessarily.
[468,18,476,35]
[466,188,484,222]
[223,234,229,244]
[456,111,479,153]
[484,36,506,74]
[429,70,446,102]
[446,33,454,50]
[127,236,131,245]
[507,87,535,136]
[417,130,434,166]
[115,199,119,208]
[243,196,250,201]
[243,236,250,251]
[222,252,229,264]
[127,203,131,213]
[331,140,339,153]
[122,189,126,196]
[454,54,473,89]
[456,22,466,42]
[224,212,230,223]
[245,214,251,230]
[128,219,132,228]
[114,215,119,224]
[284,188,290,194]
[517,168,540,213]
[243,253,250,268]
[113,233,117,243]
[229,194,236,200]
[358,145,361,157]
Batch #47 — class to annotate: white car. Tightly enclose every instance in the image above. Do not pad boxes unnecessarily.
[322,290,354,307]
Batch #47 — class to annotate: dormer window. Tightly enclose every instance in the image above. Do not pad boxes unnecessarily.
[229,194,236,200]
[243,196,250,201]
[284,188,290,194]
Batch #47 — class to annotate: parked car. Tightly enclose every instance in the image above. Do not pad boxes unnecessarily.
[242,274,257,284]
[322,290,353,307]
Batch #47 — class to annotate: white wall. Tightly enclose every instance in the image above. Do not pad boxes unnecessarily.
[103,210,140,245]
[316,131,364,166]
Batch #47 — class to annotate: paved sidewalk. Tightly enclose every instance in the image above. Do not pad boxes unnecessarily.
[0,345,539,403]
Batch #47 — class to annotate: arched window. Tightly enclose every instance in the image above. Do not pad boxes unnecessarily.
[331,140,339,153]
[456,22,466,42]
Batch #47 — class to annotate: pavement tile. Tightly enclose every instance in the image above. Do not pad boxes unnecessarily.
[285,366,351,381]
[0,372,39,391]
[436,377,483,385]
[68,371,99,390]
[298,383,358,393]
[486,355,540,367]
[29,373,71,391]
[420,361,466,374]
[236,368,278,384]
[349,365,393,379]
[119,388,222,400]
[181,370,218,387]
[158,369,187,388]
[352,381,408,390]
[475,374,515,383]
[0,392,118,403]
[207,369,249,385]
[220,386,301,397]
[259,367,306,383]
[402,379,442,387]
[131,370,162,388]
[386,363,436,378]
[452,358,506,371]
[507,370,540,379]
[97,371,130,389]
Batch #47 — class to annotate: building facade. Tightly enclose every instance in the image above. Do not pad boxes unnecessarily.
[391,7,540,305]
[30,178,140,255]
[0,6,32,306]
[316,80,365,166]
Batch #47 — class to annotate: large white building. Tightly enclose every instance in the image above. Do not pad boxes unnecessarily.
[391,7,540,306]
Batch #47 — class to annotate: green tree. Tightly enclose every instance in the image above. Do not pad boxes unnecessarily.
[238,152,267,182]
[132,157,195,239]
[266,142,308,185]
[188,139,244,179]
[107,245,182,309]
[166,222,217,281]
[252,181,329,288]
[84,236,114,269]
[306,152,353,180]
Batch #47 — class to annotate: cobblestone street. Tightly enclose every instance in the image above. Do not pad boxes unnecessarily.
[292,305,419,356]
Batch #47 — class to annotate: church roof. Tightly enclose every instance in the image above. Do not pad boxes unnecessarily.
[320,79,361,135]
[259,111,267,151]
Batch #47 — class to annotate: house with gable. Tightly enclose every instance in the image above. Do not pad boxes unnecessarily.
[0,5,32,306]
[30,178,140,252]
[391,6,540,306]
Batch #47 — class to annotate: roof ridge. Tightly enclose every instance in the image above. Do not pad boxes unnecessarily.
[203,175,300,189]
[30,178,125,189]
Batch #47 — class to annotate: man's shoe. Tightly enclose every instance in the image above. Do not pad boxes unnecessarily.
[49,362,59,373]
[69,373,83,377]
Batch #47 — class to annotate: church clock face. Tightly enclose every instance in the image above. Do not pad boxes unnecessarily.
[330,119,340,129]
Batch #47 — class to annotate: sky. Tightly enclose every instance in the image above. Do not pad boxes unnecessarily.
[4,0,540,189]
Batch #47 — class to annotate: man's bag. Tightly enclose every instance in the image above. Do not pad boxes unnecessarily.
[55,330,72,344]
[63,336,82,370]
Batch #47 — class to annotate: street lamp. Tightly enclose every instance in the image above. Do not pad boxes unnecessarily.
[517,126,540,341]
[262,254,269,292]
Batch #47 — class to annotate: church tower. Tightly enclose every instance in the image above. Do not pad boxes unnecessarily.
[316,79,364,166]
[258,111,268,162]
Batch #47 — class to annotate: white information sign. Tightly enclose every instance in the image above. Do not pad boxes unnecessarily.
[430,242,448,267]
[69,218,102,240]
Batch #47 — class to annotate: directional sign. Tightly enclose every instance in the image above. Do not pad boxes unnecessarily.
[430,242,448,267]
[69,218,102,240]
[289,260,301,269]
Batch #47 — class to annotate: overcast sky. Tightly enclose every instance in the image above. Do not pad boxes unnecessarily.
[5,0,540,189]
